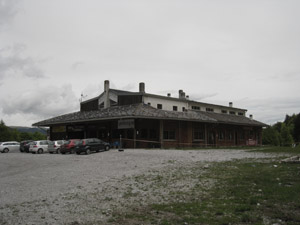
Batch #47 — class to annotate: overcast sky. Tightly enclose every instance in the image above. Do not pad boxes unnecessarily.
[0,0,299,127]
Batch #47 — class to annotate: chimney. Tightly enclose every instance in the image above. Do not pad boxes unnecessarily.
[179,90,186,99]
[139,82,145,93]
[167,93,171,97]
[250,114,253,120]
[104,80,110,108]
[229,102,233,107]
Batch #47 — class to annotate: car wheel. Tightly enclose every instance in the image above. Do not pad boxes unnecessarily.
[86,149,91,155]
[37,149,43,154]
[76,151,80,155]
[56,148,60,154]
[49,152,53,154]
[105,145,110,151]
[3,148,9,153]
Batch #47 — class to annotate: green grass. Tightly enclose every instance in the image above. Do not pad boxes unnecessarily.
[108,157,300,225]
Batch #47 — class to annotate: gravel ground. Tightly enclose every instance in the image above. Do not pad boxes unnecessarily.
[0,149,281,224]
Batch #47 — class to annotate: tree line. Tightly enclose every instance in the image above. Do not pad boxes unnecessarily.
[0,120,46,142]
[262,113,300,146]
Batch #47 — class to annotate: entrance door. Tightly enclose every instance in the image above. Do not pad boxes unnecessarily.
[208,131,216,147]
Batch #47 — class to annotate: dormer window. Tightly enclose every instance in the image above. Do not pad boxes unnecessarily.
[157,104,162,109]
[222,110,227,114]
[173,106,178,111]
[206,108,214,112]
[230,111,236,115]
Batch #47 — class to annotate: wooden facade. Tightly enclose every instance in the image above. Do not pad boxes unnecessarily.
[49,118,262,148]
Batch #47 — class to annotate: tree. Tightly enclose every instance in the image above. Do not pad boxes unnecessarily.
[262,127,280,146]
[294,113,300,142]
[31,132,46,140]
[0,120,12,142]
[280,123,294,146]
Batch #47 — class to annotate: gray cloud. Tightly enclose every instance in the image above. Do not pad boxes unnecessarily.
[1,84,78,120]
[0,44,45,80]
[0,0,20,29]
[121,83,136,92]
[189,93,219,102]
[71,61,84,70]
[235,97,300,125]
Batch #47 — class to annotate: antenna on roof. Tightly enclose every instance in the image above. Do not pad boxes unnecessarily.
[79,93,88,103]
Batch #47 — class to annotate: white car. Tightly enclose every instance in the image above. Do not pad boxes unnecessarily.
[29,140,52,154]
[0,141,20,153]
[48,140,65,154]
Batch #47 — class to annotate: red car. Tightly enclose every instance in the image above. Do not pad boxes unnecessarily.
[60,139,80,154]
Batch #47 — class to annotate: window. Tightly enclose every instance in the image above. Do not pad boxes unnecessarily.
[173,106,178,111]
[147,102,151,106]
[157,104,162,109]
[218,131,224,140]
[193,129,205,140]
[206,108,214,112]
[127,129,134,139]
[192,106,200,110]
[149,129,157,139]
[182,107,185,111]
[163,130,176,140]
[222,110,227,114]
[238,112,244,116]
[141,129,148,139]
[240,131,245,140]
[230,111,236,115]
[227,131,233,140]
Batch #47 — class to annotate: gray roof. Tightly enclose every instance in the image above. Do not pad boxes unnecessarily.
[33,104,266,127]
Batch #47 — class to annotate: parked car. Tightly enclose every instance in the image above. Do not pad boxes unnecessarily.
[60,139,80,154]
[75,138,110,155]
[48,140,65,154]
[0,141,20,153]
[29,140,52,154]
[20,140,34,153]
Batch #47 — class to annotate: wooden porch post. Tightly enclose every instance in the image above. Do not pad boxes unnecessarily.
[159,120,164,149]
[205,124,208,147]
[133,128,136,149]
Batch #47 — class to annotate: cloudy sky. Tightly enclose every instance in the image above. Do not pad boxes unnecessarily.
[0,0,299,127]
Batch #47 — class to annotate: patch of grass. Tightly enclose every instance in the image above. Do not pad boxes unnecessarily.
[109,158,300,225]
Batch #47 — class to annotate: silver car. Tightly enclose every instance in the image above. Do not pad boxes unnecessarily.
[29,140,52,154]
[0,141,20,153]
[48,140,65,154]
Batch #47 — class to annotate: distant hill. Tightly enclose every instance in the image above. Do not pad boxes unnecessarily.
[9,126,48,135]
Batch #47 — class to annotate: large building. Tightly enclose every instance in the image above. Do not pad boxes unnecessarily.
[33,80,266,148]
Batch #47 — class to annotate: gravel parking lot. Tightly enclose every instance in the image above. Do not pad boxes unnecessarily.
[0,149,279,224]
